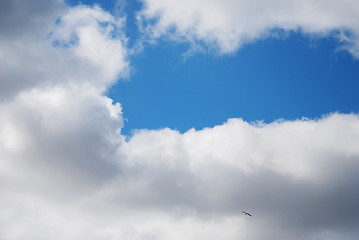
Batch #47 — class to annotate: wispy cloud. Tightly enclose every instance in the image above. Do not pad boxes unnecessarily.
[138,0,359,56]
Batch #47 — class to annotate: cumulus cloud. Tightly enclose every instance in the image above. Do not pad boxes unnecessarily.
[138,0,359,56]
[0,0,128,236]
[0,0,128,101]
[3,110,359,240]
[119,114,359,239]
[1,0,359,240]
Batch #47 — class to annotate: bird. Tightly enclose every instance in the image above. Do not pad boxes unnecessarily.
[242,211,252,217]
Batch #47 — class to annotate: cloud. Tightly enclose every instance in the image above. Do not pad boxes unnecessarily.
[138,0,359,56]
[120,114,359,225]
[0,0,129,189]
[0,0,359,240]
[0,0,64,101]
[0,0,128,101]
[3,109,359,240]
[0,1,128,237]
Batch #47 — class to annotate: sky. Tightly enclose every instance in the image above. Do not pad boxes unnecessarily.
[0,0,359,240]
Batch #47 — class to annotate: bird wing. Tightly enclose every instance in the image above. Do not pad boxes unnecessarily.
[242,211,252,216]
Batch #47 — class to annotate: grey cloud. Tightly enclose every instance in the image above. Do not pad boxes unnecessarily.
[0,0,64,40]
[0,89,123,204]
[117,114,359,239]
[0,0,128,102]
[0,0,65,100]
[0,0,128,204]
[0,1,359,240]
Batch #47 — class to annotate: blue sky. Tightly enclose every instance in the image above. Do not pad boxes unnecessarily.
[69,0,359,135]
[111,34,359,134]
[2,1,359,239]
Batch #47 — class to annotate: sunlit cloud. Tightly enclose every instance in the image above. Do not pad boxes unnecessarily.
[0,0,358,240]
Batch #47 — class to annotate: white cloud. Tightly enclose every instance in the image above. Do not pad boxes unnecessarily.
[138,0,359,56]
[118,113,359,239]
[50,5,129,87]
[0,0,359,240]
[3,111,359,240]
[0,1,128,101]
[0,0,127,196]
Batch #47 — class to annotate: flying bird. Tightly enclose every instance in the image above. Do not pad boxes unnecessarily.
[242,211,252,217]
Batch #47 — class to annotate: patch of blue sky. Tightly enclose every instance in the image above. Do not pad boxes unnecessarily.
[49,31,79,48]
[66,0,359,135]
[109,33,359,135]
[66,0,117,13]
